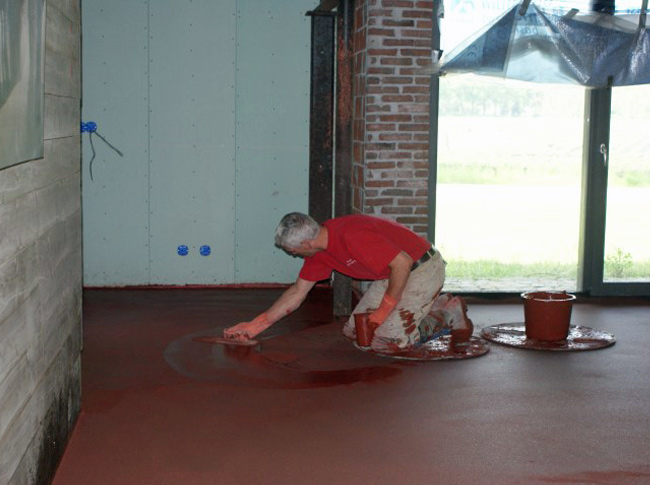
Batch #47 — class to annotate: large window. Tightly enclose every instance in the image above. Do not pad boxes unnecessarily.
[436,77,585,292]
[433,0,650,295]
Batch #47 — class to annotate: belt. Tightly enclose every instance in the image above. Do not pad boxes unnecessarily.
[411,245,435,272]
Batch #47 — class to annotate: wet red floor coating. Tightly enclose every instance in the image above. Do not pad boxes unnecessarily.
[53,289,650,484]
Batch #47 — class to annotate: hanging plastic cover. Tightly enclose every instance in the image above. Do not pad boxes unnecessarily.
[422,1,650,88]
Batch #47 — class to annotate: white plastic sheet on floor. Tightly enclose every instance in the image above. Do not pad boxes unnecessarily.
[423,1,650,87]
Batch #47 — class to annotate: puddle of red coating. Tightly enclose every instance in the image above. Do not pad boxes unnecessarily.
[165,321,403,389]
[76,287,405,401]
[193,336,260,347]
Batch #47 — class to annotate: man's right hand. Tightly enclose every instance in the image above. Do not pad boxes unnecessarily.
[223,313,271,341]
[223,325,252,341]
[221,279,315,342]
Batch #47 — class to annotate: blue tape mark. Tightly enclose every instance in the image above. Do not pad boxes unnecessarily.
[80,121,97,133]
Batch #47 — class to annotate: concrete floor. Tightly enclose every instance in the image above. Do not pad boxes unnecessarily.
[53,288,650,484]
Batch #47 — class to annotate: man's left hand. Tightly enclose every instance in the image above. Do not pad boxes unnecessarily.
[368,293,398,327]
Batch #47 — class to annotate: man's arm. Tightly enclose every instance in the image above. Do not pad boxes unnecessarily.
[384,250,413,301]
[369,250,413,326]
[266,277,317,323]
[224,277,316,340]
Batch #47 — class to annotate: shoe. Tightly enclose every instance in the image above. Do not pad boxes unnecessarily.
[418,313,451,343]
[429,292,453,312]
[443,296,474,345]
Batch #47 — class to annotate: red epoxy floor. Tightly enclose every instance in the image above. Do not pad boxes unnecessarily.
[54,289,650,484]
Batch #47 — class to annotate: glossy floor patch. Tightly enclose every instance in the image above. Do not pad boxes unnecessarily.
[166,322,403,389]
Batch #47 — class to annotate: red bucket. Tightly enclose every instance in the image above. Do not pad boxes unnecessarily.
[354,313,375,347]
[521,291,576,341]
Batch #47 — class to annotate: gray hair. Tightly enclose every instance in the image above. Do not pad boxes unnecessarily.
[275,212,320,248]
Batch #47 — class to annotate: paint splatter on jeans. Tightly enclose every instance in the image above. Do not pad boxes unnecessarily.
[344,249,446,350]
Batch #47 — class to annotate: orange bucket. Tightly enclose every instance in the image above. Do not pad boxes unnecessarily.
[521,291,576,341]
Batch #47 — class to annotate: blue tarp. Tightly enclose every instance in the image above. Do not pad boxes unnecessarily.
[424,2,650,87]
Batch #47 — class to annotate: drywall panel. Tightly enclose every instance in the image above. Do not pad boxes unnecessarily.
[148,0,237,284]
[234,0,310,283]
[81,0,314,285]
[81,0,150,285]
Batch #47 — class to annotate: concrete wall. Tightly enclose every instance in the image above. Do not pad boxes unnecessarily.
[0,0,82,483]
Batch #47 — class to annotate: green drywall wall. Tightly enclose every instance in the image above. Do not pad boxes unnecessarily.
[82,0,151,284]
[234,0,310,283]
[82,0,312,285]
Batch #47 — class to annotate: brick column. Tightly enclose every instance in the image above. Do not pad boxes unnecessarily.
[352,0,433,237]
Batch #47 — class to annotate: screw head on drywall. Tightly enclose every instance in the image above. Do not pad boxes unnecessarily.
[177,245,189,256]
[199,245,211,256]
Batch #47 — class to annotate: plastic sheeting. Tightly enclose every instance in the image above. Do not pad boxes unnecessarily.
[423,1,650,88]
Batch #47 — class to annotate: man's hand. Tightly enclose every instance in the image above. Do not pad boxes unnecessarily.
[366,251,411,327]
[368,293,398,327]
[221,279,316,341]
[223,313,271,341]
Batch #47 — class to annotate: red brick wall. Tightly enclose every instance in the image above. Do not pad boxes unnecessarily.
[352,1,368,218]
[352,0,433,237]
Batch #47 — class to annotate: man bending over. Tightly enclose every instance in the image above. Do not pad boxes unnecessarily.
[224,212,472,351]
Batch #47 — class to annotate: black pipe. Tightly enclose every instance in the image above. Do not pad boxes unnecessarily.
[307,13,336,224]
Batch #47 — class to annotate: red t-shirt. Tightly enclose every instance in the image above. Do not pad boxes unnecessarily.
[299,215,430,282]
